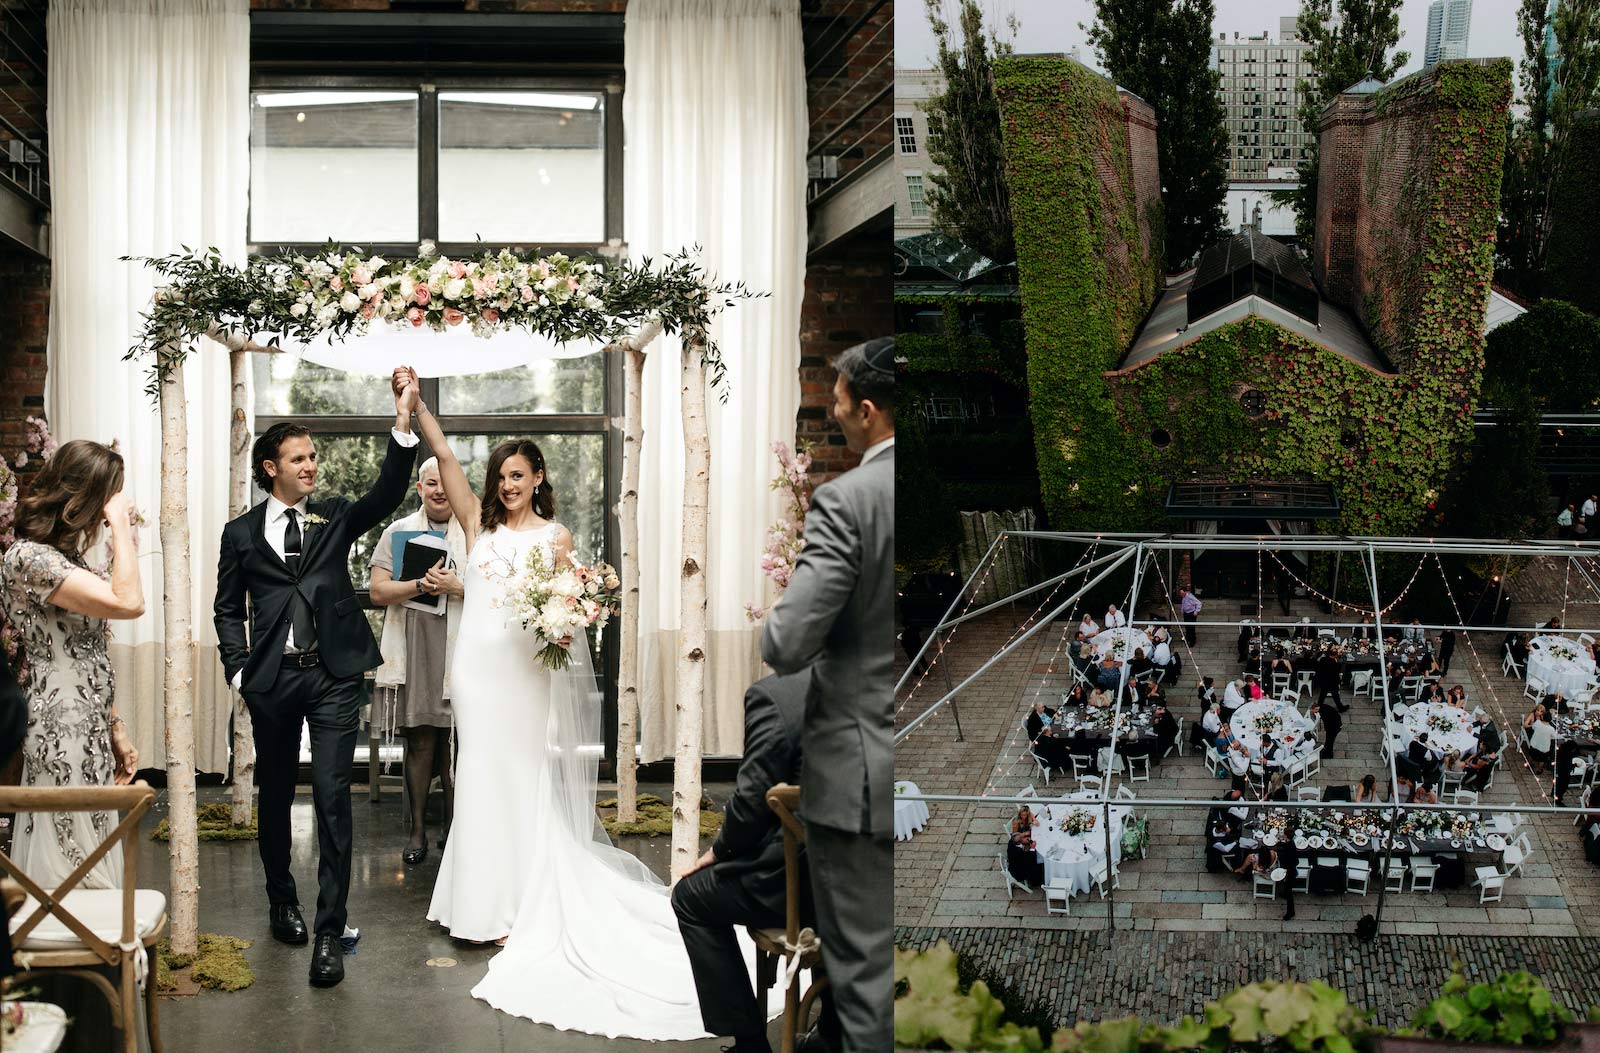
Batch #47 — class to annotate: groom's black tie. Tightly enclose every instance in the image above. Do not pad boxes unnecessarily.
[283,509,318,651]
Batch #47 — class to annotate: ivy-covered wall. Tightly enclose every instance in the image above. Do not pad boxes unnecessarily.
[1000,55,1509,533]
[993,56,1165,528]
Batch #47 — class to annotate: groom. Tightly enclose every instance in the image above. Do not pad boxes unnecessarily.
[214,368,419,987]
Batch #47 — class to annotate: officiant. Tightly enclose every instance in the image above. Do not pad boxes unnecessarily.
[369,456,467,867]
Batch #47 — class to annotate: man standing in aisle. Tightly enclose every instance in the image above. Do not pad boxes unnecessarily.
[762,337,894,1053]
[1180,586,1201,646]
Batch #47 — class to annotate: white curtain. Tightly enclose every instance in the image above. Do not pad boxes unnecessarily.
[624,0,806,760]
[46,0,249,772]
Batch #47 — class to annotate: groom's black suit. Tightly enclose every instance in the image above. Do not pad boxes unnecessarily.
[214,432,417,938]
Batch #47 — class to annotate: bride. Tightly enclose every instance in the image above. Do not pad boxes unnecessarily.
[402,370,740,1039]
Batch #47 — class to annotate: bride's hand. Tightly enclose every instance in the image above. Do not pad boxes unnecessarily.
[110,720,138,784]
[557,635,572,649]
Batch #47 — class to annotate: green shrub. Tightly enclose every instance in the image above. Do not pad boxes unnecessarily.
[1409,962,1574,1046]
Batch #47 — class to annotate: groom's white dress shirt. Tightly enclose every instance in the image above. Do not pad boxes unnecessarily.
[229,427,418,690]
[861,435,894,465]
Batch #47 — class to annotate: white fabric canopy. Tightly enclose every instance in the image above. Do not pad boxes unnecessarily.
[46,0,249,773]
[624,0,807,760]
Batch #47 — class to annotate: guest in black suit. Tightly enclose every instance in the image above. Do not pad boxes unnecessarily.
[213,373,420,987]
[672,672,832,1053]
[1437,628,1456,674]
[1310,701,1341,758]
[1025,702,1057,743]
[1152,705,1178,762]
[1354,616,1375,642]
[1313,651,1344,711]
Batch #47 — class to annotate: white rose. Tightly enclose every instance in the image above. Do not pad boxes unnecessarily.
[443,277,466,300]
[367,255,386,272]
[388,296,405,313]
[357,283,378,300]
[340,291,360,312]
[398,277,416,301]
[316,303,338,327]
[289,302,308,318]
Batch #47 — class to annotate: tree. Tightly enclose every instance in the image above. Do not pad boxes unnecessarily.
[922,0,1017,262]
[1497,0,1600,301]
[1087,0,1228,266]
[1276,0,1409,244]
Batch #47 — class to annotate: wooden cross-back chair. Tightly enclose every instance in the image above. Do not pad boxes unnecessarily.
[748,783,828,1053]
[0,783,166,1053]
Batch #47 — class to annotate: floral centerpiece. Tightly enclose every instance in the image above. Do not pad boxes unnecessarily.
[490,544,621,670]
[1541,638,1580,663]
[1251,710,1284,737]
[1425,711,1461,737]
[1059,809,1097,835]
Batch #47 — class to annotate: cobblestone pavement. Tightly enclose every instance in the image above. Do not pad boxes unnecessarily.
[894,554,1600,939]
[895,925,1600,1029]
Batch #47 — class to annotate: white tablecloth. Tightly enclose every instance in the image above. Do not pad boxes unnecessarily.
[1030,792,1129,895]
[1527,635,1598,697]
[1229,698,1314,755]
[1402,701,1479,756]
[1090,627,1153,662]
[6,1003,68,1053]
[893,780,929,841]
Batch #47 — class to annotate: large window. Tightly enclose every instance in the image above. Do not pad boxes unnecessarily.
[905,172,928,218]
[249,70,624,760]
[896,114,917,154]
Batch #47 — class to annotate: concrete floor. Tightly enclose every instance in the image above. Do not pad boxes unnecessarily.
[132,779,767,1053]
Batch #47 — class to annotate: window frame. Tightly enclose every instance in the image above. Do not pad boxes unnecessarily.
[905,170,928,218]
[895,113,917,154]
[247,68,626,767]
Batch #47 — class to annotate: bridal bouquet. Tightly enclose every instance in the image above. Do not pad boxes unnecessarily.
[495,545,621,670]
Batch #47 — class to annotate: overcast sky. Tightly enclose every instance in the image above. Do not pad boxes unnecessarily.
[898,0,1526,84]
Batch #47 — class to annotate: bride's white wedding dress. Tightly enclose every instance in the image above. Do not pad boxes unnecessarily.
[428,522,739,1040]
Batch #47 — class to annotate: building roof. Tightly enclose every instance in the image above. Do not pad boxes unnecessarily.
[894,232,1014,287]
[1345,76,1387,94]
[1122,268,1389,372]
[1484,286,1528,333]
[1189,231,1318,321]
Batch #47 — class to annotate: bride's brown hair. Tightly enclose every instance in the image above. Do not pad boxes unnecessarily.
[16,440,125,557]
[480,439,555,531]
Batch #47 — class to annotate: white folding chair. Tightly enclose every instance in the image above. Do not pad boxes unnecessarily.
[1091,861,1120,899]
[1301,753,1321,781]
[1513,830,1533,864]
[1452,788,1479,806]
[1296,786,1322,801]
[1253,869,1280,899]
[1125,754,1151,782]
[1475,866,1506,903]
[1440,768,1466,794]
[1281,685,1302,707]
[1401,675,1424,701]
[1070,754,1094,780]
[1028,745,1054,785]
[1317,627,1337,638]
[1018,784,1038,799]
[1525,675,1548,703]
[1284,755,1307,788]
[1502,649,1523,678]
[1297,671,1315,696]
[1271,672,1292,696]
[1044,879,1071,915]
[1204,744,1228,777]
[1001,850,1034,899]
[1168,714,1185,757]
[1580,632,1595,648]
[1352,670,1373,702]
[1502,844,1526,878]
[1098,748,1125,778]
[1115,784,1137,801]
[1078,775,1104,794]
[1345,858,1371,895]
[1293,864,1311,893]
[1384,858,1408,893]
[1410,858,1439,892]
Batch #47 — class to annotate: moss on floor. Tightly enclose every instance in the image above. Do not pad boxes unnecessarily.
[156,933,254,993]
[596,793,724,838]
[151,803,258,842]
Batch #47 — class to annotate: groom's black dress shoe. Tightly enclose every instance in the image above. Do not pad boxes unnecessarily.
[269,904,308,945]
[309,933,345,987]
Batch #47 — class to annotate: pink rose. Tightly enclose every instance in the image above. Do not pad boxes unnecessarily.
[449,260,467,279]
[414,285,431,306]
[443,307,465,326]
[520,285,535,303]
[566,277,580,292]
[481,308,499,324]
[351,265,372,286]
[473,277,493,299]
[407,307,425,327]
[329,276,343,292]
[360,303,375,320]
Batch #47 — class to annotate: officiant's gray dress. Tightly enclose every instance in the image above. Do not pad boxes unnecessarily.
[371,521,451,729]
[0,540,122,890]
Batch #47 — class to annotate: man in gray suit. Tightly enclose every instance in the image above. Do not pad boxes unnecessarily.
[761,336,894,1053]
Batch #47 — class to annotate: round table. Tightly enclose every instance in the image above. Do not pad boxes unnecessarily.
[1090,627,1153,662]
[1229,698,1314,755]
[1526,635,1598,697]
[1402,701,1479,756]
[893,780,930,841]
[1030,792,1129,895]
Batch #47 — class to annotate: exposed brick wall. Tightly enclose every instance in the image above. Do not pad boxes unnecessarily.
[1120,91,1162,270]
[1312,93,1367,306]
[0,254,49,466]
[798,228,892,483]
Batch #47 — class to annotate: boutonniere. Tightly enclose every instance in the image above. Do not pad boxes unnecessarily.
[302,512,329,526]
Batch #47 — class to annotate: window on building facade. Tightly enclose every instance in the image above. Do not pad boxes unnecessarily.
[896,114,918,154]
[905,172,928,217]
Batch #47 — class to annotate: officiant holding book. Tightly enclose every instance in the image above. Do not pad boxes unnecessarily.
[369,455,467,868]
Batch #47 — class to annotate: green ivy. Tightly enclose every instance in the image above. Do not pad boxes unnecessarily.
[998,56,1510,533]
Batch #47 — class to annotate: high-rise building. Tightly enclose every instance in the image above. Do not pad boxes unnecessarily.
[1211,24,1314,182]
[1424,0,1473,69]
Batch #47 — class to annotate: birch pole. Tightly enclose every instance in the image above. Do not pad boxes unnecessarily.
[158,343,201,955]
[670,328,710,878]
[227,349,256,825]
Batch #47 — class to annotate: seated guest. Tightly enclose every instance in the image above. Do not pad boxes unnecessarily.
[1555,740,1579,806]
[1026,701,1057,742]
[1069,635,1093,678]
[1418,681,1446,707]
[1104,604,1125,630]
[1446,685,1467,709]
[1462,749,1497,791]
[672,671,828,1053]
[1234,845,1280,878]
[1412,781,1439,805]
[1545,615,1563,631]
[1206,822,1240,873]
[1395,775,1416,804]
[1245,674,1265,701]
[1088,687,1112,709]
[1010,805,1035,836]
[1223,789,1251,824]
[1354,616,1376,642]
[1214,723,1238,752]
[1353,774,1379,803]
[1523,701,1547,732]
[1006,831,1046,888]
[1062,683,1089,708]
[1527,711,1557,773]
[1504,633,1528,669]
[1199,701,1222,742]
[1407,732,1437,773]
[1293,616,1315,642]
[1264,771,1289,802]
[1441,750,1465,785]
[1080,612,1100,638]
[1237,620,1259,663]
[1403,617,1426,644]
[1152,632,1175,673]
[1222,676,1247,717]
[1476,711,1503,755]
[1127,648,1154,681]
[1269,651,1295,680]
[1152,705,1178,761]
[1095,656,1124,690]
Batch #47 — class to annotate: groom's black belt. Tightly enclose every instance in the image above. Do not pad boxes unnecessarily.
[282,650,322,669]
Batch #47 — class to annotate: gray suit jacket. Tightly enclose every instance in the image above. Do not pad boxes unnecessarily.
[761,444,894,837]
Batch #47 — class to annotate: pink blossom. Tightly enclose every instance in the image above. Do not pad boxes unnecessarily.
[360,303,375,320]
[443,307,466,326]
[473,277,495,299]
[351,265,372,286]
[450,260,468,279]
[481,308,500,324]
[329,275,343,292]
[414,285,432,306]
[407,307,425,327]
[520,285,535,303]
[566,276,580,292]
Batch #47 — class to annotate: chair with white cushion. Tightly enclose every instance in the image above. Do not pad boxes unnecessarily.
[1,783,167,1053]
[1044,879,1071,915]
[1345,858,1371,895]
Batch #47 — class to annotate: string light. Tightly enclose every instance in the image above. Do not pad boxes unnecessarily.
[895,536,1009,721]
[1265,548,1427,618]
